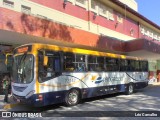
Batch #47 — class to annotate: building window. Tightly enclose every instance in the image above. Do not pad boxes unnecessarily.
[154,35,157,40]
[108,9,114,21]
[91,0,98,14]
[21,5,31,14]
[130,28,134,36]
[98,3,114,20]
[91,0,96,10]
[99,4,107,16]
[3,0,14,8]
[75,0,86,9]
[67,0,73,3]
[117,14,123,23]
[76,0,85,4]
[99,7,106,14]
[140,27,145,35]
[149,31,153,38]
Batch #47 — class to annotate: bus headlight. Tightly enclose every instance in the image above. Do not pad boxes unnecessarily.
[26,90,35,99]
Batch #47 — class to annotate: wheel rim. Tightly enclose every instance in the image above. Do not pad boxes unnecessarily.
[68,91,78,104]
[129,85,133,93]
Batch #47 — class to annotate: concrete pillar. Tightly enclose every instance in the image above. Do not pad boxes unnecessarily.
[156,60,160,82]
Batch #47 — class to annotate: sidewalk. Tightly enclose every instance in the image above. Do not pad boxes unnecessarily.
[0,95,8,111]
[0,94,19,111]
[151,82,160,86]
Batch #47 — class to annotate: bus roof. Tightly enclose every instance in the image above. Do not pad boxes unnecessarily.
[15,43,147,61]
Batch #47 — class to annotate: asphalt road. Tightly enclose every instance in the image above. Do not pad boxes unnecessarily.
[1,83,160,120]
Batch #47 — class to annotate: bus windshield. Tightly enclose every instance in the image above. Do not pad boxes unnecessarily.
[12,54,34,84]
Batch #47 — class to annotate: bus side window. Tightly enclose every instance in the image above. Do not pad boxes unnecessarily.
[38,51,61,82]
[88,55,97,71]
[141,61,148,71]
[74,54,86,72]
[63,52,75,72]
[106,58,119,71]
[120,59,128,71]
[129,60,135,72]
[135,61,140,71]
[96,57,105,71]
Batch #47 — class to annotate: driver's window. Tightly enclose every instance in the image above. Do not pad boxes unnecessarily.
[38,50,61,82]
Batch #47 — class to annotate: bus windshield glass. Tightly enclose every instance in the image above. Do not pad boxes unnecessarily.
[12,54,34,83]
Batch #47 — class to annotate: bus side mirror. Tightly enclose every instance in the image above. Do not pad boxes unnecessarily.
[43,56,48,66]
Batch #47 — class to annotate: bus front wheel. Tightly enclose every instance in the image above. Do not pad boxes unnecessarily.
[125,83,134,95]
[65,89,80,106]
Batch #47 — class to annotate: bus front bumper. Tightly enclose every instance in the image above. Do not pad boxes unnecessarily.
[12,94,44,107]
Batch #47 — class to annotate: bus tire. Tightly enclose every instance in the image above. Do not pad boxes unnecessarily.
[125,83,134,95]
[65,89,80,106]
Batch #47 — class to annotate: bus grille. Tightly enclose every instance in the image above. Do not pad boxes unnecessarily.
[13,86,27,92]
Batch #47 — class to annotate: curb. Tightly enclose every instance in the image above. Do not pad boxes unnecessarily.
[152,83,160,85]
[148,82,160,86]
[3,103,19,110]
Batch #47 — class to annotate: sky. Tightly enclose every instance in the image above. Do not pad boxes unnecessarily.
[136,0,160,26]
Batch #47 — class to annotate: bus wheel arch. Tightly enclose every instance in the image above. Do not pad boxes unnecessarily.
[65,88,81,106]
[125,83,134,95]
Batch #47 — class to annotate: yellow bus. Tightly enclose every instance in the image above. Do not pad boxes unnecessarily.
[12,43,148,107]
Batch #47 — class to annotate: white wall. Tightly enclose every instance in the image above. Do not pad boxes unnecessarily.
[118,0,138,11]
[0,0,136,41]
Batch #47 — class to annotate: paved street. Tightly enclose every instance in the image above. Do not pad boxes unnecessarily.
[0,83,160,120]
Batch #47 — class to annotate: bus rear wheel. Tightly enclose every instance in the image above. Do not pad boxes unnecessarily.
[125,83,134,95]
[65,89,80,106]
